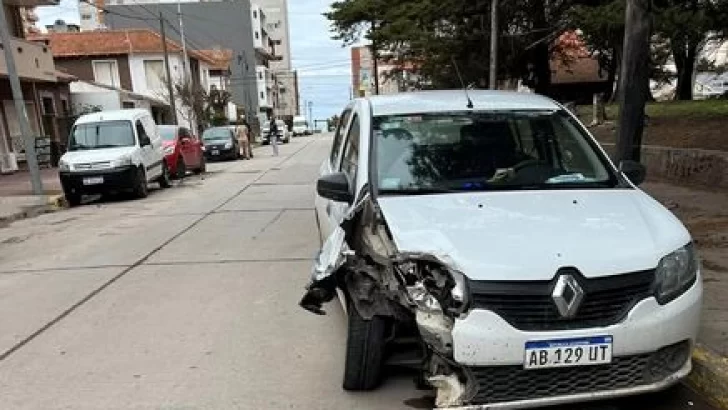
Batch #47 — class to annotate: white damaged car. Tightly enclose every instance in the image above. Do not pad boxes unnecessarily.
[300,90,702,408]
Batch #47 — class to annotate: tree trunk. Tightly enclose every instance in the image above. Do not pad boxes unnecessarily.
[606,45,622,103]
[529,0,552,96]
[672,38,698,100]
[616,0,652,164]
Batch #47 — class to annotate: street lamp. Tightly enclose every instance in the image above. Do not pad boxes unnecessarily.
[307,101,313,131]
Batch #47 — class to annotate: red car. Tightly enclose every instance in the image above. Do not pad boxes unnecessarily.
[158,125,206,178]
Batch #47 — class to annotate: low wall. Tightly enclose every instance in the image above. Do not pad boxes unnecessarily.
[601,143,728,189]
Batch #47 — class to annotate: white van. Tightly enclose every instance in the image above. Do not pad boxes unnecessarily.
[59,109,171,206]
[292,115,309,136]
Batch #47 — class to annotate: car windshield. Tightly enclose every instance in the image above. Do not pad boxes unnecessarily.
[202,128,231,142]
[159,127,178,141]
[374,110,617,194]
[68,121,135,151]
[294,120,306,126]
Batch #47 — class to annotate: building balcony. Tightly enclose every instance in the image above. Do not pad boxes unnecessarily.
[3,0,59,6]
[0,37,56,82]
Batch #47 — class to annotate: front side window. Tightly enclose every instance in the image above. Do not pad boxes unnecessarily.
[329,109,352,166]
[373,110,616,194]
[340,115,360,182]
[69,121,135,151]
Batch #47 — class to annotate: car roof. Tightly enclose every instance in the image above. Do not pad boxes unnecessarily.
[75,109,150,125]
[365,90,561,117]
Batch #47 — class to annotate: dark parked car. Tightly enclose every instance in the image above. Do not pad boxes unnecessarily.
[201,127,240,161]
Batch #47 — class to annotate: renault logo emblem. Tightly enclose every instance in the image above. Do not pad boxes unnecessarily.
[552,274,584,318]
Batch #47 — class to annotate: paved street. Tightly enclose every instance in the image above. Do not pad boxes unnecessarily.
[0,135,717,409]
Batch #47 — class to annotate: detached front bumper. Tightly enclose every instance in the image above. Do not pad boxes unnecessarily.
[59,166,137,195]
[444,277,702,408]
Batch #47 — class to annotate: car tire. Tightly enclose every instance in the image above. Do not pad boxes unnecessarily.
[133,167,148,199]
[342,298,386,391]
[65,191,82,207]
[158,162,172,188]
[176,157,186,179]
[194,156,206,175]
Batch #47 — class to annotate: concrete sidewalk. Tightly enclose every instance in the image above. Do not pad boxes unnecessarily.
[644,182,728,408]
[0,169,64,223]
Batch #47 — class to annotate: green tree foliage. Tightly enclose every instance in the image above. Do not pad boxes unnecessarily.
[326,0,574,95]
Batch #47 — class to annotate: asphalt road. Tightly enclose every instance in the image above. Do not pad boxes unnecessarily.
[0,136,716,409]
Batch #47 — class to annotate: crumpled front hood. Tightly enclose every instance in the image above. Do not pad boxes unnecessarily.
[377,189,691,281]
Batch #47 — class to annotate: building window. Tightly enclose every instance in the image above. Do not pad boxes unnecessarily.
[255,31,259,39]
[41,96,55,115]
[258,71,263,80]
[253,10,257,19]
[144,60,166,91]
[92,60,120,88]
[260,92,265,99]
[122,101,135,109]
[81,14,91,20]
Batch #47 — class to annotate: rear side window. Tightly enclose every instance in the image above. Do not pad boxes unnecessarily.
[330,109,352,167]
[340,114,360,183]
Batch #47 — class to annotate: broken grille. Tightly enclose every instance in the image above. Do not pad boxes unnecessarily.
[468,354,651,404]
[469,269,655,331]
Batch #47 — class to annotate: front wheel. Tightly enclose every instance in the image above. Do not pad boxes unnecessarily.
[175,157,186,179]
[342,299,386,391]
[133,167,148,199]
[194,156,206,174]
[158,163,172,188]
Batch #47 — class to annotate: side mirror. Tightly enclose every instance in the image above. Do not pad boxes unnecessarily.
[619,160,646,185]
[317,172,353,203]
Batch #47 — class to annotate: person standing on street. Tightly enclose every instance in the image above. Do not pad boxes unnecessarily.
[269,115,279,157]
[236,116,251,160]
[242,116,254,158]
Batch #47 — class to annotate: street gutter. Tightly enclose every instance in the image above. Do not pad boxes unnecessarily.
[687,344,728,409]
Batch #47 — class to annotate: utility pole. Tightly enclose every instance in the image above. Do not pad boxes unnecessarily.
[616,0,652,163]
[160,13,178,125]
[489,0,498,90]
[177,0,190,80]
[0,4,43,194]
[308,101,313,128]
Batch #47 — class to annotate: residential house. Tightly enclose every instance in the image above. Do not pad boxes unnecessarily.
[198,48,238,122]
[1,0,75,173]
[36,29,219,131]
[351,45,419,97]
[103,0,267,128]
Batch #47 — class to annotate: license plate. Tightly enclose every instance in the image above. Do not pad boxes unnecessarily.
[524,336,612,369]
[212,150,219,155]
[82,176,104,185]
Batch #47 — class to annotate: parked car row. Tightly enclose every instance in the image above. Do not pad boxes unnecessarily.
[58,110,245,206]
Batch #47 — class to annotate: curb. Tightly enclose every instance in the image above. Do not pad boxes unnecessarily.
[687,344,728,409]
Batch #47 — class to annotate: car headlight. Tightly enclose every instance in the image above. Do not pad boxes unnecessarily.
[655,243,699,304]
[163,145,175,155]
[224,141,233,149]
[59,159,71,171]
[113,155,133,168]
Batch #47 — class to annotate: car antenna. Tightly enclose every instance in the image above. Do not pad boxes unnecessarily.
[451,56,474,109]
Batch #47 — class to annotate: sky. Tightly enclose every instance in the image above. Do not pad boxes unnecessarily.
[36,0,352,122]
